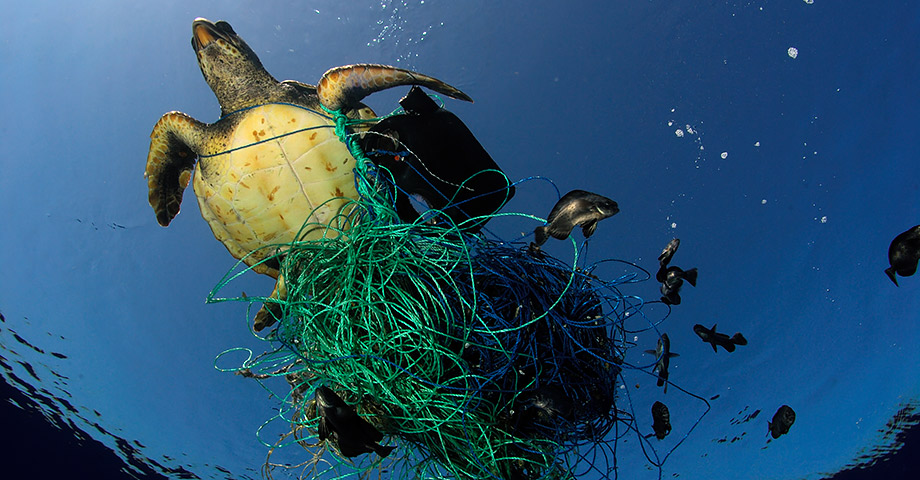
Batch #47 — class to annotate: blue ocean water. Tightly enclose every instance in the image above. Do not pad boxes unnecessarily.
[1,1,919,479]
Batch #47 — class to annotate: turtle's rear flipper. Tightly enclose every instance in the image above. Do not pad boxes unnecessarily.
[145,112,207,226]
[253,275,288,332]
[317,64,472,112]
[253,303,282,332]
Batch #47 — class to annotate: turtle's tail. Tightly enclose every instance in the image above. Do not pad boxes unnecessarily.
[317,63,472,112]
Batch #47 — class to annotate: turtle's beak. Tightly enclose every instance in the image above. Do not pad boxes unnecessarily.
[191,18,220,51]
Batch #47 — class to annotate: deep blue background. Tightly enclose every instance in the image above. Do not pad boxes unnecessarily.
[2,1,918,479]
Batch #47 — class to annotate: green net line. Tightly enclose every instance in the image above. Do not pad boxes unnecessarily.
[206,103,646,480]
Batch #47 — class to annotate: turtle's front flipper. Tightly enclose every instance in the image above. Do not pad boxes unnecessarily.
[145,112,208,226]
[317,64,472,112]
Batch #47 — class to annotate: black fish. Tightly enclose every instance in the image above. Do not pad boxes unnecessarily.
[315,386,395,458]
[645,401,671,440]
[644,333,679,393]
[768,404,796,439]
[659,266,698,305]
[360,86,514,233]
[533,190,619,247]
[693,324,747,353]
[658,238,680,268]
[654,238,697,305]
[885,225,920,286]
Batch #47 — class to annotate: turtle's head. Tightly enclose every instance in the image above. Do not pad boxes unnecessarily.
[191,18,278,114]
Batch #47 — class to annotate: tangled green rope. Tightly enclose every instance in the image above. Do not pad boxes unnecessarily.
[209,103,638,480]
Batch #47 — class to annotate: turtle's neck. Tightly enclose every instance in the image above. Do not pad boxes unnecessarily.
[210,67,284,117]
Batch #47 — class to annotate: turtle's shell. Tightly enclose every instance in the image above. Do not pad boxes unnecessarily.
[194,103,358,277]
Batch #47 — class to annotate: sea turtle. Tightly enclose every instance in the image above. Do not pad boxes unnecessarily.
[145,18,471,330]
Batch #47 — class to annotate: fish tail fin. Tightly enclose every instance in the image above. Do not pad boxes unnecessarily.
[374,443,396,458]
[731,333,748,346]
[581,219,599,238]
[534,226,548,246]
[656,265,669,283]
[683,267,698,287]
[885,266,899,286]
[657,253,668,266]
[724,342,736,353]
[657,252,670,267]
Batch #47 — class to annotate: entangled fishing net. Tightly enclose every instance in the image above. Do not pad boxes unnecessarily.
[208,101,700,480]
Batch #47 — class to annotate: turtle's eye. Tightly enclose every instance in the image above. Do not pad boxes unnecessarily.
[215,21,236,35]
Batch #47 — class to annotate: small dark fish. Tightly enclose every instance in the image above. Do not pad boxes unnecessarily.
[533,190,619,247]
[655,238,686,282]
[768,404,795,439]
[315,386,396,458]
[644,333,680,393]
[658,238,680,268]
[693,324,747,353]
[646,401,671,440]
[659,266,698,305]
[885,225,920,286]
[654,238,697,305]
